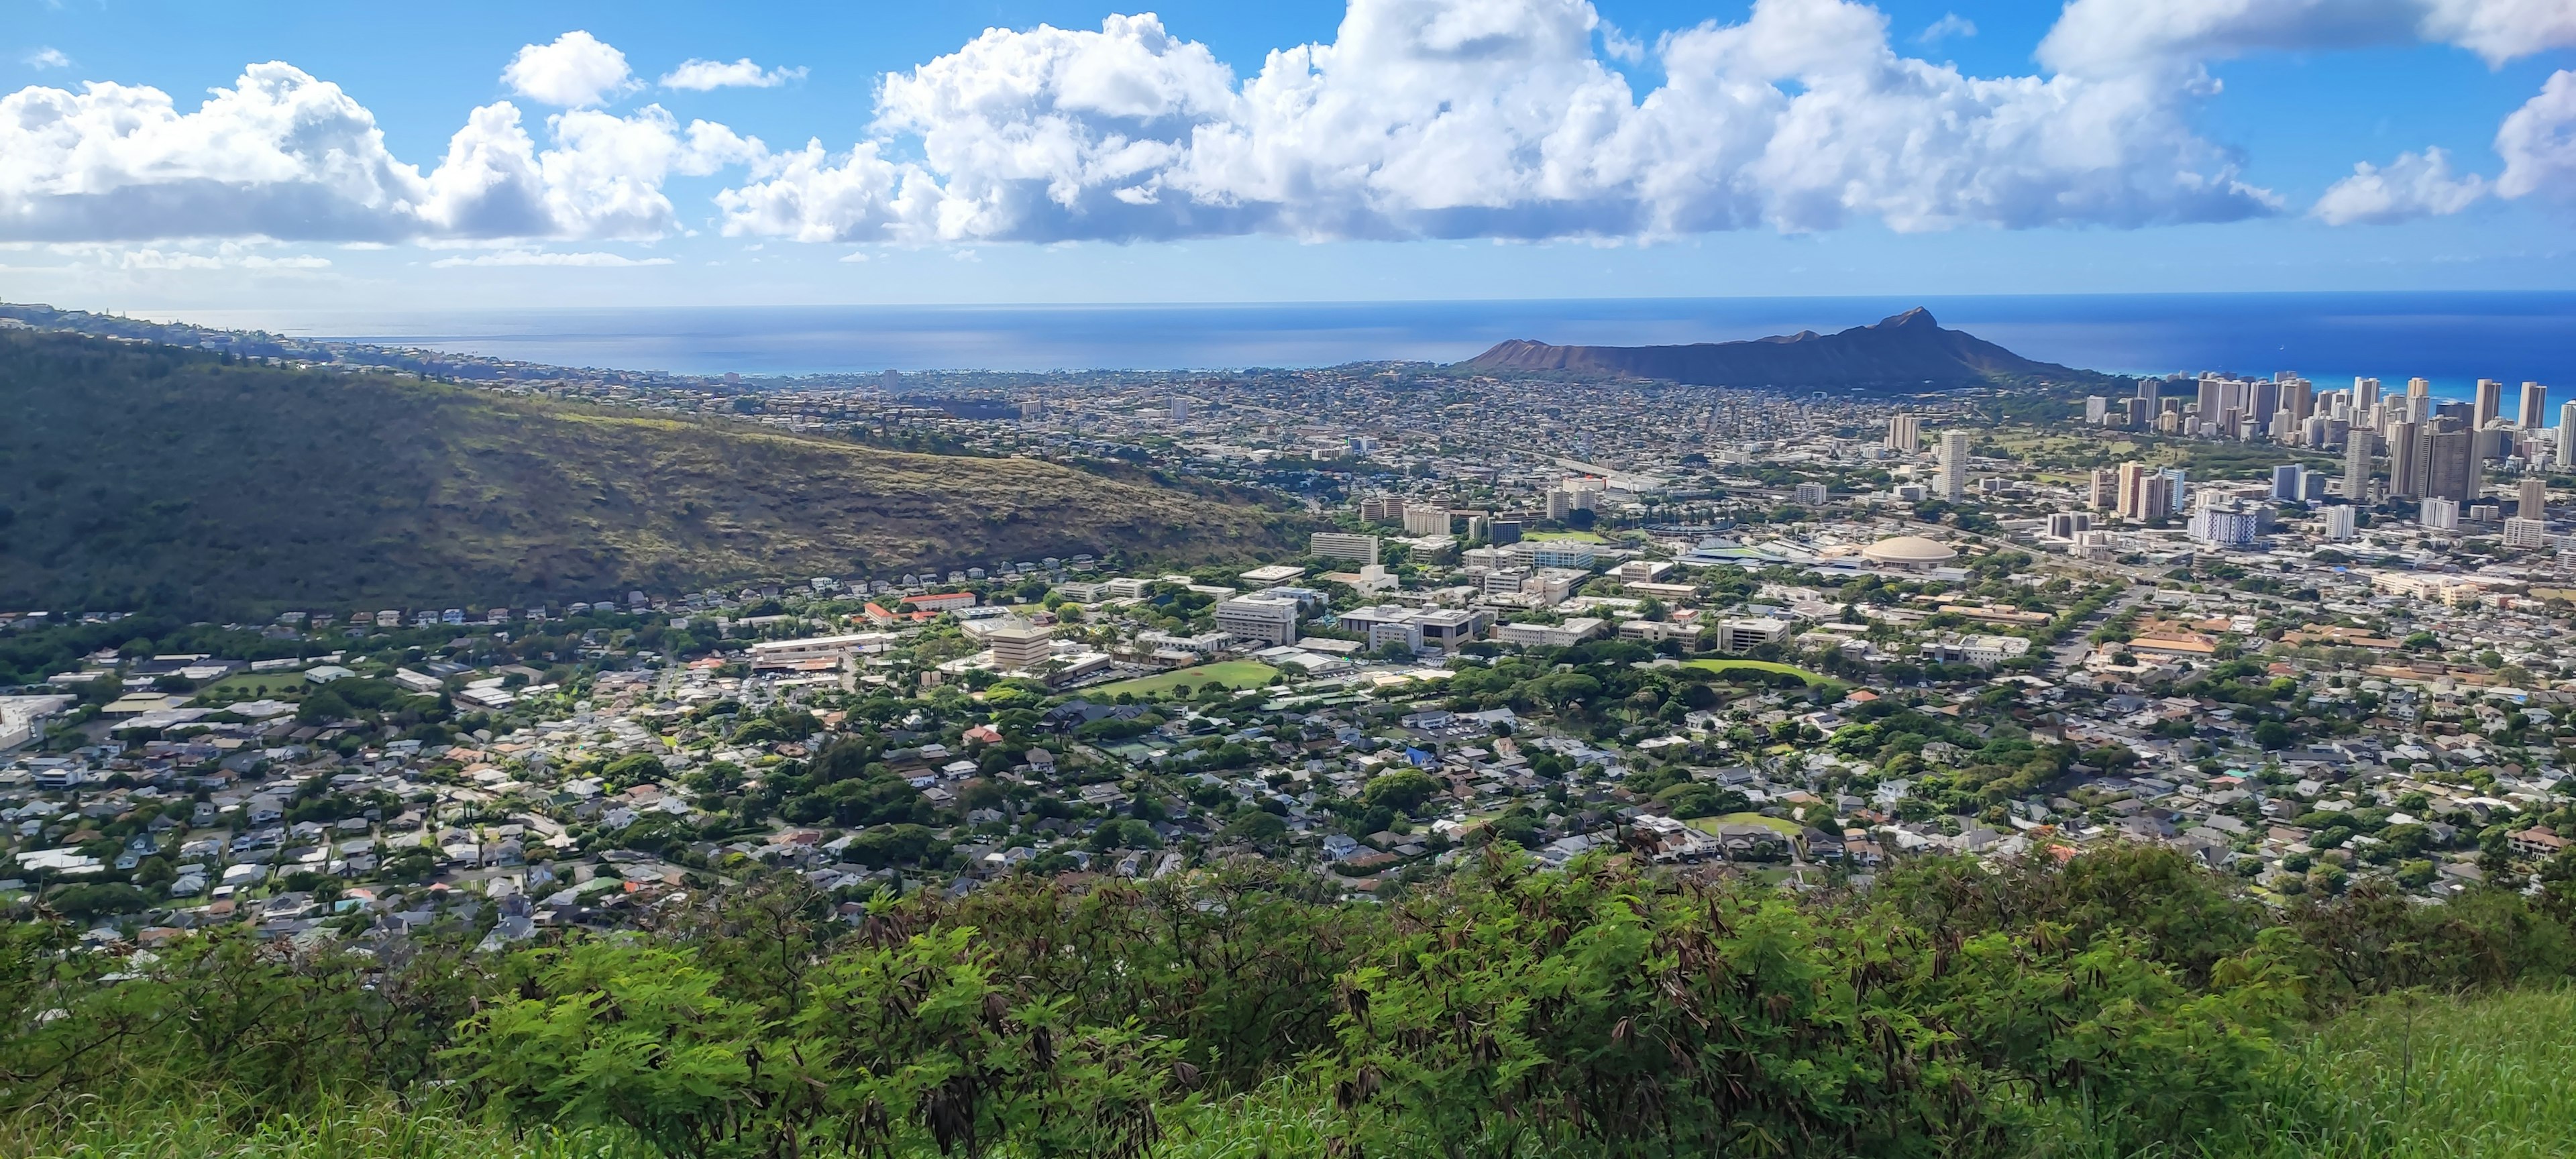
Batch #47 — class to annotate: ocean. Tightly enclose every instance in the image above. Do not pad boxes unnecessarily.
[278,292,2576,396]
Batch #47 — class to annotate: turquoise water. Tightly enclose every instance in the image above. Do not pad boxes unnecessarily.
[301,292,2576,393]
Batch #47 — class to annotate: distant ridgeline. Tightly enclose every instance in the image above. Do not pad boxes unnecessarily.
[0,331,1305,616]
[1455,307,2112,392]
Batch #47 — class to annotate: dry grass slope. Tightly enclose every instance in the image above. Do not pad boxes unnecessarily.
[0,331,1307,614]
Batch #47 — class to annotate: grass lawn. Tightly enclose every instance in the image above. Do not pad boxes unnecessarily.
[1681,658,1843,693]
[1521,530,1606,543]
[1684,812,1803,836]
[191,671,312,704]
[1086,660,1281,700]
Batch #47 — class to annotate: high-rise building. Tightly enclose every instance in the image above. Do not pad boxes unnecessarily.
[2420,496,2460,531]
[2386,421,2422,498]
[2560,400,2576,469]
[1171,397,1191,422]
[1885,414,1921,452]
[2475,378,2504,434]
[2506,517,2548,549]
[2355,377,2381,417]
[2343,428,2375,502]
[1935,431,1971,499]
[2423,426,2477,503]
[2285,376,2316,425]
[2084,396,2108,424]
[2322,504,2357,541]
[2046,512,2093,539]
[2521,381,2551,430]
[2089,467,2118,511]
[2271,464,2304,502]
[2520,478,2549,518]
[2188,506,2261,547]
[1401,503,1451,537]
[2115,461,2171,520]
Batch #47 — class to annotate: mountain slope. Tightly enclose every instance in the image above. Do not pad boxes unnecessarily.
[0,331,1305,615]
[1454,307,2090,390]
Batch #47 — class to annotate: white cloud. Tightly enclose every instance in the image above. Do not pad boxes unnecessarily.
[2422,0,2576,66]
[1918,13,1976,43]
[2039,0,2576,75]
[23,48,70,70]
[2313,148,2489,223]
[502,31,637,108]
[717,0,2276,245]
[0,58,763,243]
[0,64,434,242]
[429,250,675,267]
[2498,69,2576,202]
[659,58,808,91]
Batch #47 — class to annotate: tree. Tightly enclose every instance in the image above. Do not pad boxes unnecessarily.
[1362,769,1440,813]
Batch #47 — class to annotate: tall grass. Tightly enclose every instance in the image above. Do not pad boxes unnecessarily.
[2041,987,2576,1159]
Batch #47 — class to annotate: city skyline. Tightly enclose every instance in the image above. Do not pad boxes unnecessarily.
[3,0,2575,316]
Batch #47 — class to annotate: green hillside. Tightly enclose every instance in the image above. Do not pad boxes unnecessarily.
[0,331,1307,614]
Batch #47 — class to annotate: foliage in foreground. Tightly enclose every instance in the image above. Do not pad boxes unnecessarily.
[9,846,2576,1158]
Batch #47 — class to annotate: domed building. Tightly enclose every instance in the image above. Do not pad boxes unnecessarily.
[1860,534,1958,570]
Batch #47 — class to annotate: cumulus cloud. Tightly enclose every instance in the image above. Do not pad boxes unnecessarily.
[502,31,637,107]
[0,64,435,242]
[717,0,2278,245]
[2497,69,2576,202]
[23,48,70,70]
[2039,0,2576,75]
[659,58,808,91]
[2312,148,2489,223]
[428,250,674,267]
[0,55,763,243]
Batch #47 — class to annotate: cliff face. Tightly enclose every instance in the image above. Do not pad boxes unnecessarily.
[1455,308,2082,389]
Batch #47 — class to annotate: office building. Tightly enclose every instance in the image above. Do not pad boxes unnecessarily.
[1713,617,1796,653]
[2522,381,2551,430]
[2522,478,2549,518]
[2045,512,2093,539]
[2322,504,2356,541]
[1488,519,1523,546]
[2475,378,2504,435]
[2084,396,2109,424]
[2271,464,2303,502]
[1885,414,1921,452]
[1934,431,1971,499]
[2343,429,2374,501]
[1309,533,1381,565]
[985,622,1059,671]
[1214,595,1302,647]
[2420,496,2460,531]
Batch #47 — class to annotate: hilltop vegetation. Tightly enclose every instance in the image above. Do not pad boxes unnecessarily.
[0,331,1306,615]
[13,845,2576,1158]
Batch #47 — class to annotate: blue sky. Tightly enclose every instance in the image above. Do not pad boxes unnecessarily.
[4,0,2574,320]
